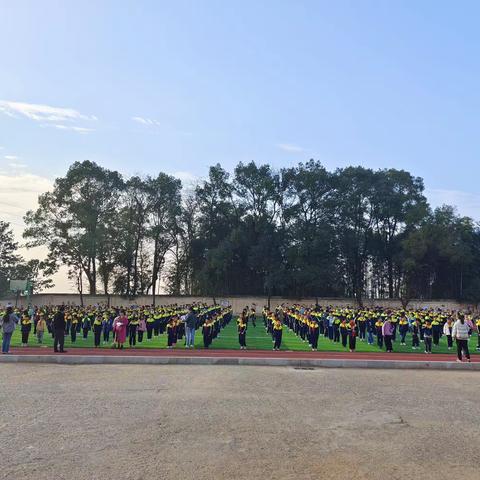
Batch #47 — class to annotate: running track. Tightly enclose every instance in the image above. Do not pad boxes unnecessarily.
[7,346,479,362]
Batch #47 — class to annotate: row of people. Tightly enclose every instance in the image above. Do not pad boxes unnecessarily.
[282,305,479,361]
[0,304,232,353]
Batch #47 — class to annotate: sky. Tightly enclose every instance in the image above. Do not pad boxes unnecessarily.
[1,0,479,291]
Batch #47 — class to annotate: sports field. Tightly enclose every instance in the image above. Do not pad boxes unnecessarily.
[10,316,480,355]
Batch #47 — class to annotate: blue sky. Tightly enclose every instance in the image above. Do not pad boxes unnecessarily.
[1,0,480,224]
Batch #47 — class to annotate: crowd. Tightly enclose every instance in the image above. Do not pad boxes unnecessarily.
[0,303,232,354]
[276,304,480,362]
[1,302,479,362]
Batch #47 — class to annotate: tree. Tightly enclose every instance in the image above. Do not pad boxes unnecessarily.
[24,161,123,294]
[0,221,21,296]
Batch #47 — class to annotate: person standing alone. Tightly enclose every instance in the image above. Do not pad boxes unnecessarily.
[53,306,67,353]
[453,313,472,363]
[0,306,19,354]
[184,306,197,348]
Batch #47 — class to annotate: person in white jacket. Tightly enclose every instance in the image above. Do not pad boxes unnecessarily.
[443,319,454,350]
[452,314,471,363]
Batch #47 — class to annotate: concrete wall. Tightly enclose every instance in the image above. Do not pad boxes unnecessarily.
[0,293,477,314]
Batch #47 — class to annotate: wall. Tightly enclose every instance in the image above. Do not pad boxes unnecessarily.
[0,293,477,313]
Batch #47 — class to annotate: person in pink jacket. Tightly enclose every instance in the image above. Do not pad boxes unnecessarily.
[137,315,147,344]
[112,310,128,349]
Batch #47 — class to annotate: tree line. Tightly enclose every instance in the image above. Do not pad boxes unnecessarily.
[1,159,479,305]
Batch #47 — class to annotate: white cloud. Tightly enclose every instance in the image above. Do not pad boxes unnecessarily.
[132,116,161,127]
[0,100,97,134]
[426,188,480,221]
[51,124,93,134]
[173,171,199,185]
[277,143,305,153]
[8,162,27,169]
[4,155,19,160]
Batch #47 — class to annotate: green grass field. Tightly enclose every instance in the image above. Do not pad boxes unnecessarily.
[9,317,480,354]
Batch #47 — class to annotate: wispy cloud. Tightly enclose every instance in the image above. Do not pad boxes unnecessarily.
[4,155,19,160]
[8,162,27,169]
[427,188,480,221]
[132,116,161,127]
[0,100,97,133]
[51,124,93,134]
[277,143,305,153]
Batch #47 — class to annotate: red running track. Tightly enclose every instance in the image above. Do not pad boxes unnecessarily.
[7,346,479,362]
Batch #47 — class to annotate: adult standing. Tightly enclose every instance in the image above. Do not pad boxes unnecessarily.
[112,310,128,349]
[184,306,197,349]
[452,314,471,363]
[53,306,67,353]
[0,306,19,354]
[382,317,394,353]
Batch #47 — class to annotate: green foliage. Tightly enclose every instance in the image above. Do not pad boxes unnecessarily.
[19,159,480,303]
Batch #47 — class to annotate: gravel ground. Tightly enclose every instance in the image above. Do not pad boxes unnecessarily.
[0,365,479,480]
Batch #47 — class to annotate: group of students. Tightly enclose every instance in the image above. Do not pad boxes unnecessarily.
[281,304,480,362]
[0,303,233,353]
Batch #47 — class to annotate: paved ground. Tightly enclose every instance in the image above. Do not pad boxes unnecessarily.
[0,364,479,480]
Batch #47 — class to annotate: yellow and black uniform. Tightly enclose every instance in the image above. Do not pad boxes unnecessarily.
[21,314,32,345]
[202,320,213,348]
[375,320,384,348]
[71,315,79,342]
[166,319,177,348]
[128,316,139,347]
[309,320,319,351]
[273,319,283,350]
[238,320,247,349]
[146,313,155,340]
[339,320,348,348]
[398,318,409,345]
[476,319,480,350]
[93,315,103,347]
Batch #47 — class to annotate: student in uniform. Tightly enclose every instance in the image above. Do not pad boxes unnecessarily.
[166,317,177,349]
[431,318,441,346]
[310,320,319,351]
[36,314,46,344]
[128,315,139,347]
[102,314,113,344]
[70,314,78,343]
[93,314,103,348]
[375,318,384,348]
[20,310,32,346]
[339,318,348,348]
[273,318,283,351]
[398,316,409,345]
[146,314,155,341]
[475,317,480,351]
[82,314,91,339]
[411,318,421,350]
[423,320,433,354]
[333,316,340,343]
[249,307,256,328]
[202,319,212,349]
[348,319,357,352]
[238,317,247,350]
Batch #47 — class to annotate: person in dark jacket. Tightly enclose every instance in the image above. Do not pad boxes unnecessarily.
[53,306,67,353]
[1,306,19,354]
[184,306,197,348]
